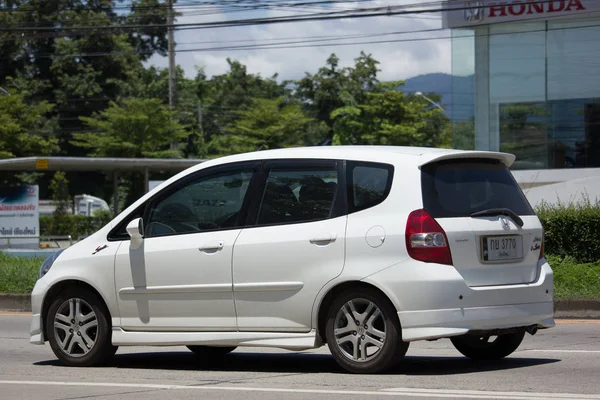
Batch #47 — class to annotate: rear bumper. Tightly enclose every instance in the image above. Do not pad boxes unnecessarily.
[398,301,555,341]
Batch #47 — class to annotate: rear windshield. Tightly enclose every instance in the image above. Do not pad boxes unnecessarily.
[421,158,534,218]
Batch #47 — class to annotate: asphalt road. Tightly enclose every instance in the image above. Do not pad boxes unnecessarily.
[1,314,599,400]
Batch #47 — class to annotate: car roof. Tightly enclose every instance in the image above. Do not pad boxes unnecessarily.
[195,145,514,170]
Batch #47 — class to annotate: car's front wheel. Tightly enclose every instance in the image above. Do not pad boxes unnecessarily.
[46,288,117,367]
[450,331,525,360]
[325,288,409,374]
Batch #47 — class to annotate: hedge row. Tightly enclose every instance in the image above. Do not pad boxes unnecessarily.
[40,213,112,240]
[536,199,600,263]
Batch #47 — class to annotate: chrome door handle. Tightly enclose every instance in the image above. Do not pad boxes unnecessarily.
[310,233,337,244]
[199,241,224,252]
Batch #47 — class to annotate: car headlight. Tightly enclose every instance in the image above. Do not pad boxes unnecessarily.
[39,249,65,279]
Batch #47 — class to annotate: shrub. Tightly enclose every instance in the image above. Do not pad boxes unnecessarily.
[536,195,600,263]
[40,213,112,240]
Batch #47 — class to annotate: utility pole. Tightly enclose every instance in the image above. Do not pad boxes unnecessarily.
[168,0,178,150]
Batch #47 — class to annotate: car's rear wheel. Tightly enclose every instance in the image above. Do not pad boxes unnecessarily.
[187,345,237,357]
[450,331,525,360]
[46,288,117,367]
[325,288,409,374]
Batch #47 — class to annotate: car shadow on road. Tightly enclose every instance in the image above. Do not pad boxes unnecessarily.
[34,350,560,375]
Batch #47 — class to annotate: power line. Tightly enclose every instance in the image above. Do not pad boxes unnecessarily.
[0,0,487,32]
[3,20,599,60]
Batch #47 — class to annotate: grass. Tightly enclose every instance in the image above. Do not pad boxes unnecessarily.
[547,255,600,300]
[0,253,45,294]
[0,252,599,299]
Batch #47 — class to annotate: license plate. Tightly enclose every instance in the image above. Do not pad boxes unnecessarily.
[481,235,523,262]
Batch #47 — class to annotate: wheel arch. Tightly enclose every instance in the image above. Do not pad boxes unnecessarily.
[41,279,112,341]
[315,280,399,344]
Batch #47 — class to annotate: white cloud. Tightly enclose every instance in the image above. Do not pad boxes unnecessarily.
[147,1,452,82]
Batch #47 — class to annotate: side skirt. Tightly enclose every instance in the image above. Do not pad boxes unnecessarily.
[112,328,320,351]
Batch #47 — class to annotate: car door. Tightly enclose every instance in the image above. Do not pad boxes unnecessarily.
[232,160,347,332]
[113,162,260,331]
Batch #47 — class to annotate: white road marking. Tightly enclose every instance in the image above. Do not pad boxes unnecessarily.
[0,380,599,400]
[520,349,600,353]
[383,388,600,399]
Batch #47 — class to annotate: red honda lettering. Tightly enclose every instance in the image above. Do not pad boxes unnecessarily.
[565,0,585,11]
[526,2,544,14]
[488,2,508,17]
[508,1,526,15]
[548,0,565,12]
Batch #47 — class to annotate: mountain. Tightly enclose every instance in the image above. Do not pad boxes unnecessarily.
[401,73,475,121]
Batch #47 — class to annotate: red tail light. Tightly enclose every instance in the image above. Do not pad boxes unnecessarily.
[405,209,453,265]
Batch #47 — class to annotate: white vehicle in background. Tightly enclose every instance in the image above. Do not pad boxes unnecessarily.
[73,194,109,217]
[39,195,109,217]
[29,146,554,374]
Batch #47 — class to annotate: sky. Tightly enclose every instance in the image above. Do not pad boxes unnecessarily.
[147,0,453,82]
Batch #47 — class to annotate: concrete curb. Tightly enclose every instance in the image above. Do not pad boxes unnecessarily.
[2,294,600,319]
[0,294,32,312]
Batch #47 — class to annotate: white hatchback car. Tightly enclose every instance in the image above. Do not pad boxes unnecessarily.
[30,146,555,373]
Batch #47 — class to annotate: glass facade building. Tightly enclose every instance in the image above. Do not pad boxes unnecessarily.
[445,1,600,170]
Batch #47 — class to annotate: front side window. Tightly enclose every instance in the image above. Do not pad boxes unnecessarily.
[257,168,338,225]
[145,169,254,237]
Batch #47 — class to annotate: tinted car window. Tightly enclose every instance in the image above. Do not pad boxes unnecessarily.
[145,169,253,237]
[421,159,534,218]
[257,168,338,225]
[350,164,392,211]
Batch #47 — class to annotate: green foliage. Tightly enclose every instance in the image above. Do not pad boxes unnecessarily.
[0,93,58,159]
[452,119,475,150]
[331,81,450,147]
[547,255,600,300]
[209,97,327,155]
[40,214,112,240]
[536,196,600,263]
[296,52,380,133]
[0,0,169,154]
[0,253,44,294]
[196,59,287,154]
[73,98,190,158]
[49,171,71,217]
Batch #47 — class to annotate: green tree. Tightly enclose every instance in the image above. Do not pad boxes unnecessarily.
[0,93,58,159]
[195,59,287,154]
[209,97,326,156]
[0,0,169,154]
[72,98,190,158]
[48,170,71,235]
[331,82,450,148]
[295,51,380,137]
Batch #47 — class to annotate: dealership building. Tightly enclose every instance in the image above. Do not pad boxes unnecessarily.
[442,0,600,204]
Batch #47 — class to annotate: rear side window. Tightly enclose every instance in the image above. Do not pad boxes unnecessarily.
[347,162,394,212]
[257,168,339,225]
[421,159,534,218]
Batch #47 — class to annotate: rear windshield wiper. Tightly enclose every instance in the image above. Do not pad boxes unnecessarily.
[470,208,524,227]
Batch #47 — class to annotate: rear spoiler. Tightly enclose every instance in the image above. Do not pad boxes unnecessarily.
[418,151,516,168]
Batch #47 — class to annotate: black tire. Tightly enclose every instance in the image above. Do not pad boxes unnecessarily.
[187,345,237,357]
[46,287,117,367]
[325,287,409,374]
[450,330,525,360]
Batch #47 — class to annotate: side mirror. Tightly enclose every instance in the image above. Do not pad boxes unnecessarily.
[126,217,144,239]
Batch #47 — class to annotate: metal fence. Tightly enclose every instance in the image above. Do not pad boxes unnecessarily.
[0,235,73,249]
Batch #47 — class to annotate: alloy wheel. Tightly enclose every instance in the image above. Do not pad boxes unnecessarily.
[333,298,387,362]
[53,298,98,357]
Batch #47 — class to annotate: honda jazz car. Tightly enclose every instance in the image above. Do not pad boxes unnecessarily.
[30,146,554,373]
